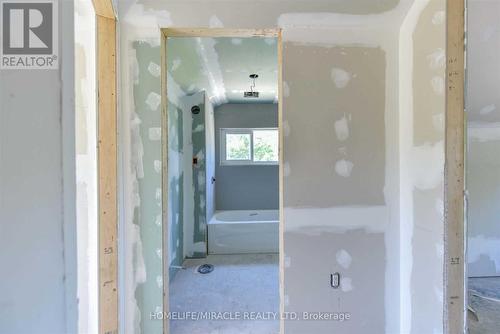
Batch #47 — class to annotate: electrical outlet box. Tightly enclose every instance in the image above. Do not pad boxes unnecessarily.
[330,272,340,289]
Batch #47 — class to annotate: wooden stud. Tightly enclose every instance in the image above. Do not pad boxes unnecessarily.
[92,0,115,19]
[444,0,466,333]
[161,29,170,334]
[161,28,278,38]
[277,29,285,334]
[97,14,118,334]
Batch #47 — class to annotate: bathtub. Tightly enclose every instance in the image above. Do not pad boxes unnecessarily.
[208,210,279,254]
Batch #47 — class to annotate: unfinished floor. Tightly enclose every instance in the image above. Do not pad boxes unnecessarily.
[468,277,500,334]
[169,254,279,334]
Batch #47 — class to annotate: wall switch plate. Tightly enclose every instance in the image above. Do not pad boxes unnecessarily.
[330,272,340,289]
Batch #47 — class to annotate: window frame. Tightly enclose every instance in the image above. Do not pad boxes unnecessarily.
[220,127,279,166]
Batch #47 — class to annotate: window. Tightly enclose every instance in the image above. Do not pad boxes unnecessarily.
[220,128,279,165]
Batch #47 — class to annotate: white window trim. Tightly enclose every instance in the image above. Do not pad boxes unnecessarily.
[220,128,279,166]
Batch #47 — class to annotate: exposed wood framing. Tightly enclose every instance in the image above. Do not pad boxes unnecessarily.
[160,31,169,334]
[92,0,115,19]
[444,0,466,333]
[160,28,281,334]
[162,28,278,38]
[277,30,284,334]
[94,0,118,331]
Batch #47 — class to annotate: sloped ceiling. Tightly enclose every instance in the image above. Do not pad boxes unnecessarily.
[167,36,278,105]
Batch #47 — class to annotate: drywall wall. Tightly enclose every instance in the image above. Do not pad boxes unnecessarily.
[0,0,77,333]
[215,103,279,210]
[117,0,447,333]
[205,94,216,224]
[75,0,98,332]
[167,93,184,276]
[467,130,500,277]
[127,41,164,334]
[185,91,208,258]
[399,1,446,332]
[402,1,446,333]
[466,0,500,278]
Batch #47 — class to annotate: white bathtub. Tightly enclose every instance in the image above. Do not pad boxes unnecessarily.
[208,210,279,254]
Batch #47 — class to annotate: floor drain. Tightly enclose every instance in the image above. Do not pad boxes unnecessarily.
[197,264,214,274]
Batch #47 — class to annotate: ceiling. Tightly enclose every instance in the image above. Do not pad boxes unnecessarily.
[167,36,278,105]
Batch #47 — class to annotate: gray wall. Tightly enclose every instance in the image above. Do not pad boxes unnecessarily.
[0,0,77,333]
[466,0,500,277]
[215,103,279,210]
[205,94,216,222]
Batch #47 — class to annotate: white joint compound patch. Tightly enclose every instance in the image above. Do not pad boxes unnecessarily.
[283,162,291,177]
[341,277,353,292]
[480,104,496,115]
[427,48,445,70]
[155,188,162,201]
[156,248,162,259]
[431,76,444,95]
[172,58,181,72]
[283,120,291,137]
[283,81,290,97]
[432,113,445,132]
[336,249,352,269]
[432,11,445,25]
[197,172,206,187]
[231,38,242,45]
[335,159,354,178]
[148,127,161,141]
[196,150,205,162]
[284,256,291,268]
[193,124,204,133]
[147,62,161,77]
[264,37,276,45]
[334,114,350,141]
[195,38,227,105]
[155,214,161,227]
[156,275,163,288]
[411,141,444,190]
[145,92,161,111]
[130,114,145,179]
[154,160,161,174]
[435,198,444,216]
[331,68,352,88]
[209,15,224,28]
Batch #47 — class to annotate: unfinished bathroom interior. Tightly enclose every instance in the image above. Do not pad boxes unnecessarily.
[164,35,280,334]
[121,0,453,332]
[11,0,500,334]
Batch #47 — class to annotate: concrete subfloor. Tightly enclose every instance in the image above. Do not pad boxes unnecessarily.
[468,277,500,334]
[169,254,279,334]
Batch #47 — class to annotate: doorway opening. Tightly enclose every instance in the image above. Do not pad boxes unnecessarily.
[161,28,283,334]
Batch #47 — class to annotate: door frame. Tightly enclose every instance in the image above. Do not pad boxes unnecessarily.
[444,0,466,333]
[160,28,283,334]
[92,1,118,333]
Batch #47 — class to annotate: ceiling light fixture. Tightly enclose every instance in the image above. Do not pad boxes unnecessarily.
[244,74,259,98]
